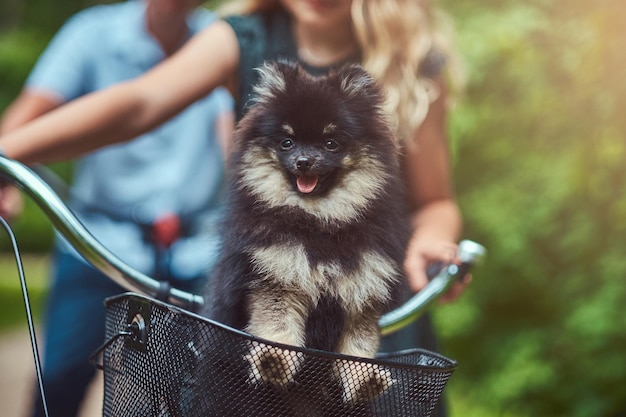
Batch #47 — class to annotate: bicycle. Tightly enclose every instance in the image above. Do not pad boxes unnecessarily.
[0,155,485,417]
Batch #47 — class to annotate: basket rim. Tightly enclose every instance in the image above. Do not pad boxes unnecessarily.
[105,292,458,373]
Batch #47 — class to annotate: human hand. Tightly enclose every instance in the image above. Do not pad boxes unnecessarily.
[0,184,24,221]
[403,237,472,303]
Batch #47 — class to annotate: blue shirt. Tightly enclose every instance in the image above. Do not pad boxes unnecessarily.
[26,0,233,280]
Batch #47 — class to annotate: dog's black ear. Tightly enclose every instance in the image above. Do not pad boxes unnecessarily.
[334,64,380,99]
[253,60,300,104]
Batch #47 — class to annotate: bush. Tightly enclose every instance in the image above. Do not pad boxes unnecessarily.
[438,1,626,415]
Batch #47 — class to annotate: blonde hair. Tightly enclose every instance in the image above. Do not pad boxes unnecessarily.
[219,0,463,143]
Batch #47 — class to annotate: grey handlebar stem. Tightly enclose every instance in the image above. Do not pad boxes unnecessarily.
[0,156,204,312]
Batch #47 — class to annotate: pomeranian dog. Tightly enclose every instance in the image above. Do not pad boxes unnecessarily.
[204,61,411,403]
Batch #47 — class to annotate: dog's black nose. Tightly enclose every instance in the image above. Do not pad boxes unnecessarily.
[296,156,314,171]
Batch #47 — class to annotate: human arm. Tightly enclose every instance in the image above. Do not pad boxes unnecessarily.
[216,110,236,160]
[0,90,63,131]
[0,20,240,164]
[402,76,468,301]
[211,88,236,160]
[0,90,65,218]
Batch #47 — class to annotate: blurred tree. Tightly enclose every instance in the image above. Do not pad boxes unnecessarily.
[1,0,101,33]
[438,0,626,415]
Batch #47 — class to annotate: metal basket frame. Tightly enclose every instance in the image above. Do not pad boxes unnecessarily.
[99,293,457,417]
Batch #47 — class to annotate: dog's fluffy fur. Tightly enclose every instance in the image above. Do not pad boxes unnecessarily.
[204,61,411,402]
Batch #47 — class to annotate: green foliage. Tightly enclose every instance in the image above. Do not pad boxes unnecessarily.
[437,0,626,415]
[0,255,49,332]
[0,30,47,110]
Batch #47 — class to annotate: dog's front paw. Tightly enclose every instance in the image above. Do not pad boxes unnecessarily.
[335,361,394,404]
[245,343,301,386]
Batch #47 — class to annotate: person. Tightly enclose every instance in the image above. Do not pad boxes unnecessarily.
[0,0,468,415]
[0,0,234,416]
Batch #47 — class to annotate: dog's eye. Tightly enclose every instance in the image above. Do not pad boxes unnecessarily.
[324,140,340,152]
[280,139,294,150]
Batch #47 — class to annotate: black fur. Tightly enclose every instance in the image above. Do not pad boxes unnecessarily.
[203,61,411,357]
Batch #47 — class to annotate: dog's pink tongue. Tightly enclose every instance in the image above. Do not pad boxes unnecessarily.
[296,175,319,194]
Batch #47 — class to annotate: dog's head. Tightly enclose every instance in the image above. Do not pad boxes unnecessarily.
[232,61,400,223]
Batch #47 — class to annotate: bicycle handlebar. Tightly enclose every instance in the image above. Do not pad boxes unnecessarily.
[0,156,203,311]
[0,155,485,332]
[379,240,486,335]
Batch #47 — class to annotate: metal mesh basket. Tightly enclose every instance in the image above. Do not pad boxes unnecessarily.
[101,293,457,417]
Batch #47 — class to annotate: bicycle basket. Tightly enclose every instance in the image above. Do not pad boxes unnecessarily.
[101,293,457,417]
